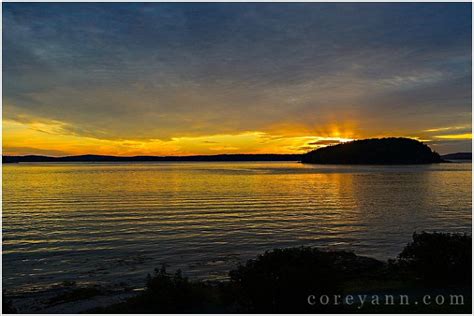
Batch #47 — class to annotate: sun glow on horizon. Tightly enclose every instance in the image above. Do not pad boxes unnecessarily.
[4,116,469,156]
[3,118,363,156]
[3,3,471,157]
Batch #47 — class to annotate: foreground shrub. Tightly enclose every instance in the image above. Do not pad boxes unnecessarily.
[94,265,223,313]
[398,232,471,285]
[2,294,16,314]
[91,232,471,313]
[229,247,383,312]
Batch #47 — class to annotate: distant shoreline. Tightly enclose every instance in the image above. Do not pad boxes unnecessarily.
[2,154,303,164]
[3,152,471,164]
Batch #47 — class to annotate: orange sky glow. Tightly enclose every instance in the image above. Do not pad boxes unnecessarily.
[3,3,471,156]
[3,118,471,156]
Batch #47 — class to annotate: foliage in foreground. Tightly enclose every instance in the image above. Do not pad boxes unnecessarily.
[90,232,471,313]
[397,232,471,285]
[3,295,17,314]
[7,232,472,313]
[228,247,383,312]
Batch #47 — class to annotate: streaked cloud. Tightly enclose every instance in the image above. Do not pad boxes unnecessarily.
[423,126,471,133]
[308,140,342,146]
[3,3,471,154]
[3,147,69,157]
[434,133,472,140]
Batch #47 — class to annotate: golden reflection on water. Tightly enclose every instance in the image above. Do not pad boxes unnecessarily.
[2,162,472,294]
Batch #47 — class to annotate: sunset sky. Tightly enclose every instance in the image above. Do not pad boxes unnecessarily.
[3,3,472,156]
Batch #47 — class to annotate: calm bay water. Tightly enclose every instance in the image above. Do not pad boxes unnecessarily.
[3,162,472,298]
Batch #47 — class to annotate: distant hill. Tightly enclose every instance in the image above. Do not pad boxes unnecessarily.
[441,152,472,160]
[2,154,302,164]
[301,138,444,164]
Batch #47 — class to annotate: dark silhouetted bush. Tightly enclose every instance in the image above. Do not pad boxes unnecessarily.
[397,232,471,285]
[93,265,224,313]
[90,232,471,313]
[229,247,383,312]
[3,294,17,314]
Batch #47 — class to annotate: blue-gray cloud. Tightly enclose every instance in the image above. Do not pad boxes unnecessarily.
[3,3,471,150]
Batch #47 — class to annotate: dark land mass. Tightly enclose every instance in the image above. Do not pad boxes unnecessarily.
[4,232,470,313]
[3,138,467,165]
[2,154,302,164]
[302,137,444,164]
[441,152,472,160]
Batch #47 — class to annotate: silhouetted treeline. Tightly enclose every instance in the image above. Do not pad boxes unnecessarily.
[3,154,302,164]
[4,139,466,165]
[82,232,470,314]
[302,137,444,164]
[441,152,472,160]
